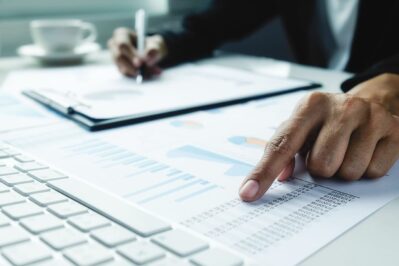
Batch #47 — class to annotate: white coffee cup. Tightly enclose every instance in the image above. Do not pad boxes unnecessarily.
[30,19,97,53]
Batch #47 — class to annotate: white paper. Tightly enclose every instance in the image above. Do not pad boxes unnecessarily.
[0,91,58,133]
[2,64,311,119]
[1,92,398,266]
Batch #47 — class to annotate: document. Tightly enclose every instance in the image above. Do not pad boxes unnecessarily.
[1,92,398,265]
[2,63,315,121]
[0,91,57,133]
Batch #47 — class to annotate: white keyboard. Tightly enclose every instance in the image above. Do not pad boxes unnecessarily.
[0,143,244,266]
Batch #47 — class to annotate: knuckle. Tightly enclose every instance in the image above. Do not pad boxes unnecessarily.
[337,166,363,181]
[114,27,129,35]
[299,91,328,111]
[378,73,396,84]
[306,91,328,105]
[266,133,294,157]
[342,95,362,109]
[366,164,387,179]
[338,96,368,123]
[307,158,335,178]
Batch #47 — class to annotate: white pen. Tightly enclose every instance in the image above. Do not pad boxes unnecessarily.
[135,9,146,84]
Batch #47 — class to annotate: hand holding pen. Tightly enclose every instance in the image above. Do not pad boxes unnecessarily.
[108,9,168,80]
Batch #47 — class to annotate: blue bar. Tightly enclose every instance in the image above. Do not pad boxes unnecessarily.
[62,144,113,159]
[122,156,146,165]
[62,139,98,150]
[68,141,107,152]
[138,180,203,204]
[78,144,115,155]
[136,160,157,168]
[97,147,125,157]
[150,165,169,173]
[126,164,163,177]
[126,164,162,177]
[175,185,219,202]
[123,175,183,198]
[180,174,195,180]
[99,150,131,160]
[167,170,181,176]
[99,162,119,169]
[110,152,135,161]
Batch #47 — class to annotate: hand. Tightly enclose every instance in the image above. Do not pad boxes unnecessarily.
[108,28,168,77]
[239,73,399,202]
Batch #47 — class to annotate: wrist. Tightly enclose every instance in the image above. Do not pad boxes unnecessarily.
[347,73,399,115]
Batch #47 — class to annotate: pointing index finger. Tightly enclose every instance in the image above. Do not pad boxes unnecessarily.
[239,93,326,201]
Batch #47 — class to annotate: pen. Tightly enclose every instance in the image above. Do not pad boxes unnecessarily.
[135,9,146,84]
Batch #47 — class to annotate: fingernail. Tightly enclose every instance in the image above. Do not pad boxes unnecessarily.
[239,179,259,199]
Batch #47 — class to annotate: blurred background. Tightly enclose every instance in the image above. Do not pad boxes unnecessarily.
[0,0,294,61]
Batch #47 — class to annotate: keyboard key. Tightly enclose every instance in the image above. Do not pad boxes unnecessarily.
[20,214,64,234]
[3,202,43,220]
[29,191,68,207]
[48,201,88,218]
[41,228,87,250]
[190,249,244,266]
[152,229,208,257]
[3,148,21,157]
[28,169,67,183]
[29,258,71,266]
[117,241,165,264]
[64,243,114,265]
[0,182,10,192]
[147,257,193,266]
[91,225,136,247]
[0,173,34,186]
[15,162,48,172]
[2,241,52,266]
[102,258,133,266]
[68,213,110,232]
[0,167,19,176]
[0,150,11,159]
[49,178,171,237]
[0,225,30,247]
[0,144,9,150]
[14,182,50,196]
[14,155,35,163]
[0,191,25,207]
[0,213,10,227]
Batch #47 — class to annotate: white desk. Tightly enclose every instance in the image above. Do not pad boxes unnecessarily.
[0,52,397,266]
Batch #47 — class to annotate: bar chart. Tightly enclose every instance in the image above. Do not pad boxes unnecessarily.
[167,145,254,177]
[1,123,226,220]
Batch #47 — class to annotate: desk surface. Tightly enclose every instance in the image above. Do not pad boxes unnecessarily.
[0,52,397,266]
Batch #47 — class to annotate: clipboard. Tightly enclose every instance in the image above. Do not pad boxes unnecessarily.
[22,81,320,132]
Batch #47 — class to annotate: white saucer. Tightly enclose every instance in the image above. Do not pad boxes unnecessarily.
[17,42,101,64]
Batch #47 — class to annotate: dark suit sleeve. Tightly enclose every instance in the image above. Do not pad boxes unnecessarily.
[160,0,278,66]
[341,54,399,92]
